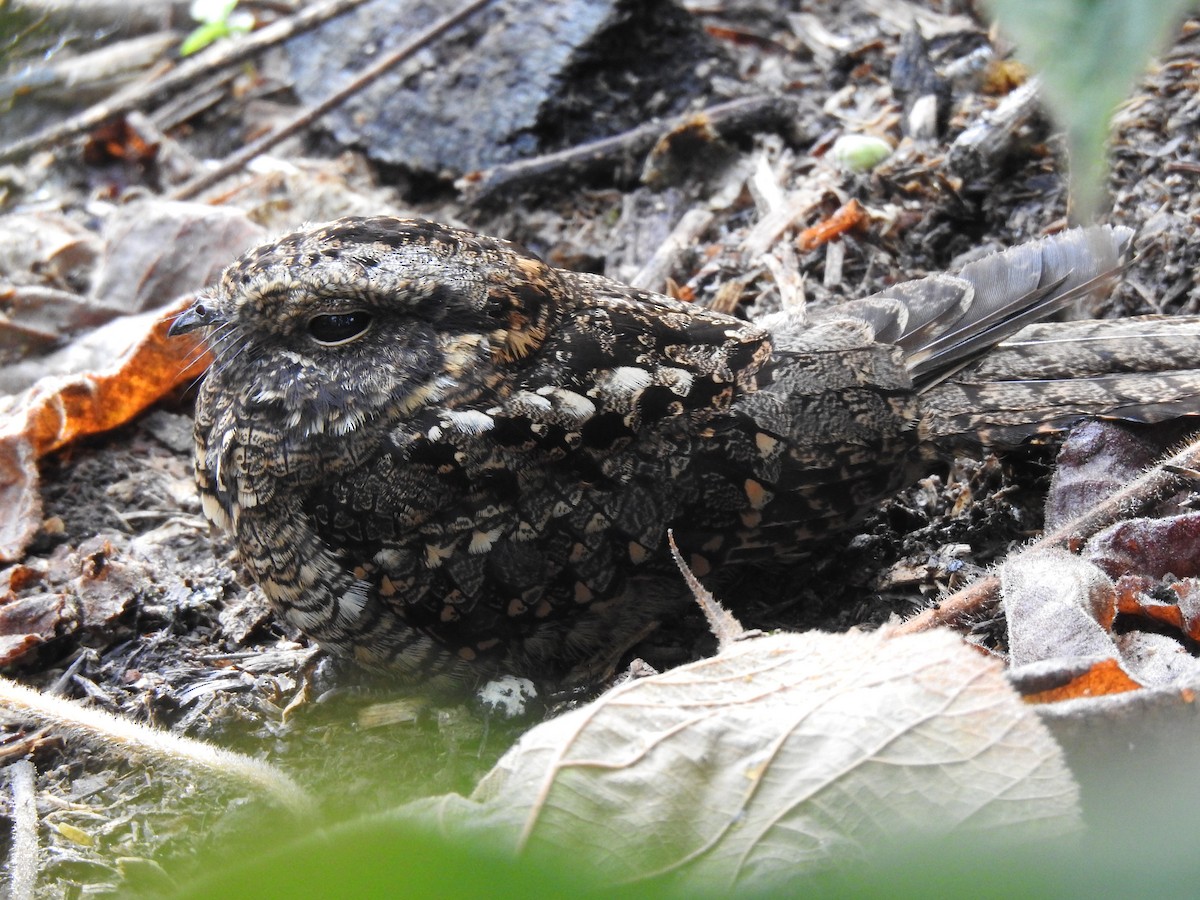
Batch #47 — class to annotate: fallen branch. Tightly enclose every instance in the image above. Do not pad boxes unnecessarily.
[460,94,797,203]
[896,430,1200,634]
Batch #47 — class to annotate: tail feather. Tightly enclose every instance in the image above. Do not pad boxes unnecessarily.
[826,224,1200,449]
[923,317,1200,447]
[971,318,1200,380]
[924,371,1200,448]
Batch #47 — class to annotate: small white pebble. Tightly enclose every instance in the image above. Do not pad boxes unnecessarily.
[475,675,538,718]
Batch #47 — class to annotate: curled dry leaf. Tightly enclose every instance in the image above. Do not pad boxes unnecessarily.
[1010,657,1142,704]
[407,628,1078,889]
[0,295,209,562]
[1114,574,1200,641]
[1114,630,1200,688]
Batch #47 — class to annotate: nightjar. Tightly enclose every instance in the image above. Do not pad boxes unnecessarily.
[170,217,1200,684]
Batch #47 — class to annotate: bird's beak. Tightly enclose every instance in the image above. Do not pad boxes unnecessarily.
[168,298,224,336]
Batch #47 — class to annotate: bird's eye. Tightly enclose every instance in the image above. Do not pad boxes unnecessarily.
[308,311,372,345]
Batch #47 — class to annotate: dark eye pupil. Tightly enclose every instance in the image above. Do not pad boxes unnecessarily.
[309,311,372,345]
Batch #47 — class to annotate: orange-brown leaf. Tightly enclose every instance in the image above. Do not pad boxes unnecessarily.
[0,295,208,561]
[797,199,868,250]
[1022,658,1143,703]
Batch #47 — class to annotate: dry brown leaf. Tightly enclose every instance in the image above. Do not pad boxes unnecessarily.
[1044,420,1167,530]
[0,212,101,293]
[1087,512,1200,580]
[407,628,1078,889]
[0,593,68,665]
[90,201,265,314]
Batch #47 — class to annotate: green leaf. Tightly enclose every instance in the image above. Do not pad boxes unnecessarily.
[983,0,1192,220]
[174,815,590,899]
[180,21,230,57]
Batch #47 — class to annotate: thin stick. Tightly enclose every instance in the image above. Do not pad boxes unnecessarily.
[6,759,39,900]
[895,431,1200,634]
[462,95,796,203]
[0,0,372,166]
[0,676,315,817]
[172,0,496,201]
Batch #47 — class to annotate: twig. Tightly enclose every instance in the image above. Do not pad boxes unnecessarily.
[0,32,178,105]
[151,68,240,132]
[6,758,39,900]
[946,78,1043,184]
[895,431,1200,634]
[0,676,315,817]
[171,0,496,201]
[629,207,716,293]
[461,95,797,203]
[0,0,372,166]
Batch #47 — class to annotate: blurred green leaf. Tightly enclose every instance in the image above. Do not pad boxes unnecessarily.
[174,814,591,899]
[172,797,1200,900]
[180,22,230,57]
[984,0,1192,219]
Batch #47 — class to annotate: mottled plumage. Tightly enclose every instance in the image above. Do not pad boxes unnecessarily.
[170,218,1200,684]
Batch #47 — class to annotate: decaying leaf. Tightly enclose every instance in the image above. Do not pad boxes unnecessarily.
[90,201,265,315]
[1044,420,1171,530]
[406,628,1078,889]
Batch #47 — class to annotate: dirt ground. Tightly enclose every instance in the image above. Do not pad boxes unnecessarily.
[2,0,1200,894]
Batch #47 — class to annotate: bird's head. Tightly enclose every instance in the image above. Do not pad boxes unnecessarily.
[169,216,566,437]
